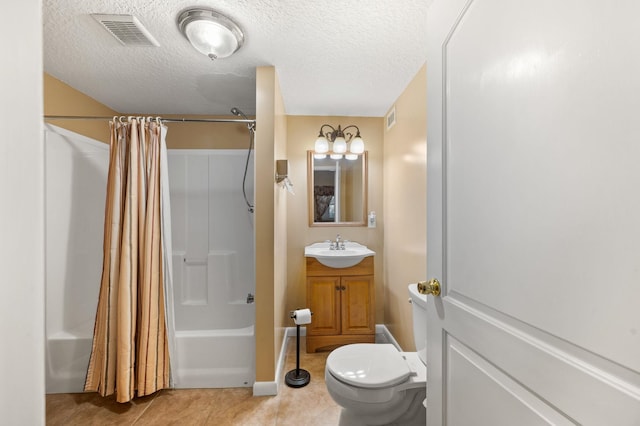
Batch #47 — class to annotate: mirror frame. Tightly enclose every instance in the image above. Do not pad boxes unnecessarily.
[307,150,368,227]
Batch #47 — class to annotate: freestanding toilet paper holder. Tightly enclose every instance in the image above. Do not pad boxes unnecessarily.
[285,309,313,388]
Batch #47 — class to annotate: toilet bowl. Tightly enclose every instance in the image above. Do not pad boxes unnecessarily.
[324,284,427,426]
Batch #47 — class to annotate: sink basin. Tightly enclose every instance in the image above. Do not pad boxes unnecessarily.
[304,242,375,268]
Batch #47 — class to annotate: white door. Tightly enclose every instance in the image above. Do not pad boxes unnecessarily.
[426,1,640,424]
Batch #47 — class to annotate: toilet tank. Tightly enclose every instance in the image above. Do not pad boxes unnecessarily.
[408,283,427,365]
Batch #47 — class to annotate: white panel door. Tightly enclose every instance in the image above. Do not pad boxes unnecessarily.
[426,1,640,424]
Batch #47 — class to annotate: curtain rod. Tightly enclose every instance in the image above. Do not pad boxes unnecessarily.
[44,115,255,124]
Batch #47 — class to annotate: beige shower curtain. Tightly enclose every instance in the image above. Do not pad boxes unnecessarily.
[84,117,173,403]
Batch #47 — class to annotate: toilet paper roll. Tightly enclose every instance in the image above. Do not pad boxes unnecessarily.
[293,308,312,325]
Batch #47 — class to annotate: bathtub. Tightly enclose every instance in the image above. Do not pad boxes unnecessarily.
[45,126,256,393]
[45,315,256,393]
[175,324,255,388]
[46,331,93,393]
[46,313,256,393]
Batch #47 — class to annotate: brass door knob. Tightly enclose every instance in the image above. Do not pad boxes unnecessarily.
[417,279,441,297]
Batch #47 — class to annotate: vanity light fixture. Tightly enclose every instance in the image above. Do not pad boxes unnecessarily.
[177,7,244,60]
[314,124,365,160]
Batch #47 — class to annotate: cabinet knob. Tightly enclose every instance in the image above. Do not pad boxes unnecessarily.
[335,286,341,291]
[341,285,346,290]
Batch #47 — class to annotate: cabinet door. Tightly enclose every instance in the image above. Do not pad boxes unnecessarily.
[341,275,375,335]
[306,277,341,336]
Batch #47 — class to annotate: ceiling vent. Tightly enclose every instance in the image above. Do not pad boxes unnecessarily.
[386,106,397,130]
[91,14,160,47]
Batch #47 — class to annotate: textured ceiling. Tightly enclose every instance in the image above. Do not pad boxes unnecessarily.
[43,0,428,117]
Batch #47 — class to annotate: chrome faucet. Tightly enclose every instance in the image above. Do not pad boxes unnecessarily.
[329,234,346,250]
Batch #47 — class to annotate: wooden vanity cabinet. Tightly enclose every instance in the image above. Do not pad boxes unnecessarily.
[305,256,375,352]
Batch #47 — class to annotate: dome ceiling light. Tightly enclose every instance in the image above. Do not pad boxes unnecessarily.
[177,8,244,60]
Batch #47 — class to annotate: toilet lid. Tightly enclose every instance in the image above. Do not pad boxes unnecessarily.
[326,344,411,389]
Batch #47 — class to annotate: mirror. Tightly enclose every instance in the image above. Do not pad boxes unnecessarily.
[307,151,368,226]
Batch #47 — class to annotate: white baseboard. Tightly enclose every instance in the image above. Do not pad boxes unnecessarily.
[252,381,278,396]
[253,326,306,397]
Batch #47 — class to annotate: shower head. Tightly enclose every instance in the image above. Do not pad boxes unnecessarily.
[230,107,248,119]
[231,106,256,133]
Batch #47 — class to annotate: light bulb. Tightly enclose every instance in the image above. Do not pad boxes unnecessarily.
[315,136,329,153]
[349,136,364,154]
[332,136,347,153]
[185,21,239,58]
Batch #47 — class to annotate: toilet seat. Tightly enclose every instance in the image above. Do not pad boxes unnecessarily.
[326,344,411,389]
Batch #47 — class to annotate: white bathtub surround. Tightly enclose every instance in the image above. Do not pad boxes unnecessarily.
[44,125,107,394]
[169,150,256,389]
[45,126,256,394]
[160,126,178,388]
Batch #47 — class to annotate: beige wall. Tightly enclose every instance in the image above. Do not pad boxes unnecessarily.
[147,114,249,149]
[44,73,247,149]
[44,73,118,143]
[254,66,288,383]
[382,64,427,351]
[285,116,385,322]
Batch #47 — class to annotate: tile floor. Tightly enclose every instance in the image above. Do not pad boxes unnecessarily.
[46,337,342,425]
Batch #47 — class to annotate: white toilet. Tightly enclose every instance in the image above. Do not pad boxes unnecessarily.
[325,284,427,426]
